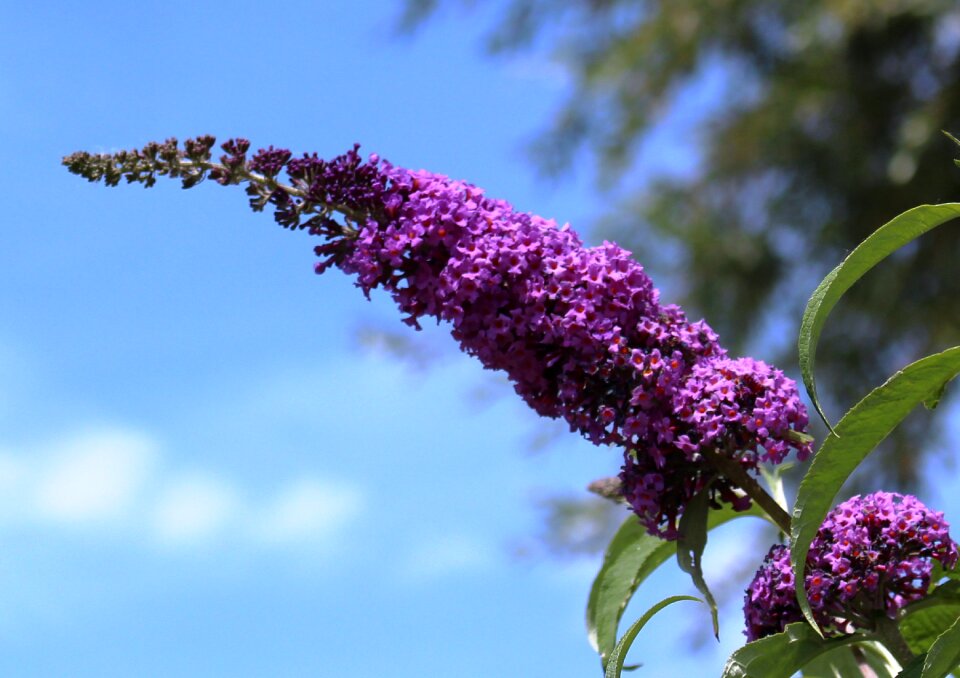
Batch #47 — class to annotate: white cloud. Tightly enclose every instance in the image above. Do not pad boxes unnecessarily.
[0,426,366,554]
[252,478,362,545]
[34,428,156,525]
[151,475,239,544]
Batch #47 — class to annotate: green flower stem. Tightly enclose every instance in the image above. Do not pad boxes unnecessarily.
[699,447,792,535]
[873,615,916,668]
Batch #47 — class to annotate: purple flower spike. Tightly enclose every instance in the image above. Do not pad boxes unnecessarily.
[320,154,811,537]
[62,137,814,539]
[744,492,959,640]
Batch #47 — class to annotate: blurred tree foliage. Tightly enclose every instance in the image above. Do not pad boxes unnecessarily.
[402,0,960,506]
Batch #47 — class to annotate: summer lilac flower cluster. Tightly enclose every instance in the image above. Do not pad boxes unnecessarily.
[63,136,812,539]
[743,492,959,641]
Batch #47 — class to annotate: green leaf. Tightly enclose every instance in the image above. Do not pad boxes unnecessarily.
[897,653,928,678]
[604,595,701,678]
[902,604,960,656]
[676,488,720,638]
[900,582,960,654]
[722,622,863,678]
[791,347,960,631]
[797,202,960,430]
[921,613,960,677]
[587,503,770,669]
[924,380,948,410]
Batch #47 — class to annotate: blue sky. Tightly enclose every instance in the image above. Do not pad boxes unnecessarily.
[7,2,953,677]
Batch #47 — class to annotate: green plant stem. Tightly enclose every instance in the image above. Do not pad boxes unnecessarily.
[873,615,916,667]
[699,447,792,535]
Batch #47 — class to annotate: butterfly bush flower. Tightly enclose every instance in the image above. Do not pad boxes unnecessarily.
[743,492,959,641]
[63,136,813,539]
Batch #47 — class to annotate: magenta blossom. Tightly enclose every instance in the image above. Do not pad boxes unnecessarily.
[744,492,958,641]
[64,137,813,538]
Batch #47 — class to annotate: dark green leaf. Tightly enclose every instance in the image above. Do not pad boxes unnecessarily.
[676,488,719,638]
[921,613,960,677]
[722,622,863,678]
[897,653,928,678]
[797,203,960,429]
[604,595,701,678]
[791,347,960,630]
[587,503,771,669]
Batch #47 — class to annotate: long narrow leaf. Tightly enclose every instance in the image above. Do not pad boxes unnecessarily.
[676,489,719,637]
[797,203,960,429]
[791,347,960,631]
[604,595,701,678]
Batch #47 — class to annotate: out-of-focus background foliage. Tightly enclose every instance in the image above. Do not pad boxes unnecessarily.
[402,0,960,555]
